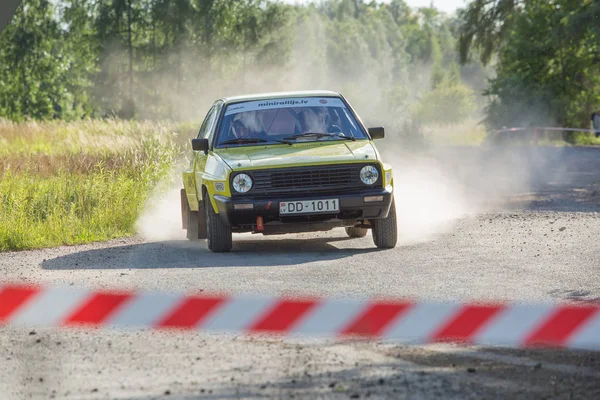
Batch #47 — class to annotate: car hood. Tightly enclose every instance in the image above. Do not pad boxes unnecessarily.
[215,141,378,170]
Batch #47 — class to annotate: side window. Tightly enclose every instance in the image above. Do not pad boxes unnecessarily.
[197,106,217,138]
[204,103,221,142]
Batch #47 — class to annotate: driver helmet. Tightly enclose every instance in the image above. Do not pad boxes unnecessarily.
[232,116,249,138]
[233,111,261,138]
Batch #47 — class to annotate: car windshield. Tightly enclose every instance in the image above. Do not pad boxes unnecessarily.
[215,97,368,147]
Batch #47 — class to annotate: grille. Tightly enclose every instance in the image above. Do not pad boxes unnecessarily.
[232,163,381,196]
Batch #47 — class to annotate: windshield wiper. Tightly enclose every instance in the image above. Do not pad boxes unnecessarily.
[283,132,356,141]
[220,137,268,145]
[221,137,294,146]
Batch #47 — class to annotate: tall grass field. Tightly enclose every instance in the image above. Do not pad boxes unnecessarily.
[0,119,194,251]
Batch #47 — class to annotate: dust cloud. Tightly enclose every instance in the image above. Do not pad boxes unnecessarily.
[386,154,472,245]
[380,139,568,245]
[136,180,186,241]
[132,18,554,246]
[135,140,557,245]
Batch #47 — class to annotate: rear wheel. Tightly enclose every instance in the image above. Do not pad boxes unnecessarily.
[205,195,232,252]
[345,227,368,238]
[182,189,207,240]
[182,189,200,240]
[371,198,397,249]
[186,211,200,240]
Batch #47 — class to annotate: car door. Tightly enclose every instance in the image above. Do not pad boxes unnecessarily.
[194,102,221,202]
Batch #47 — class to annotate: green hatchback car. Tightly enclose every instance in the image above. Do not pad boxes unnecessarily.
[181,90,396,252]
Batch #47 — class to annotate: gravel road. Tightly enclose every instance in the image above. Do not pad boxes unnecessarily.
[1,146,599,399]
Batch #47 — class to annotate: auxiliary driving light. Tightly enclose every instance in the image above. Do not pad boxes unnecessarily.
[364,196,384,202]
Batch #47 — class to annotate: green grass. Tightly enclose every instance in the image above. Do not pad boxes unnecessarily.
[0,119,194,251]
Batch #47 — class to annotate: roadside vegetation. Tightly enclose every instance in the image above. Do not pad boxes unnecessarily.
[0,120,192,251]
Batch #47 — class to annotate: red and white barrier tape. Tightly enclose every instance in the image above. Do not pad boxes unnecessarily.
[0,284,598,351]
[493,126,600,137]
[494,127,600,134]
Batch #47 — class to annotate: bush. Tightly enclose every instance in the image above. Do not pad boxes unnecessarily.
[413,82,477,124]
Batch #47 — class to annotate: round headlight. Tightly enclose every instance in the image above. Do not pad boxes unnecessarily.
[360,165,379,185]
[232,173,253,193]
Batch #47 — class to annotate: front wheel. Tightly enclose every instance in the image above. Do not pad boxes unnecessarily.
[205,197,232,253]
[370,198,397,249]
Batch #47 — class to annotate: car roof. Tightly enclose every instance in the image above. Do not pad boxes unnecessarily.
[219,90,342,105]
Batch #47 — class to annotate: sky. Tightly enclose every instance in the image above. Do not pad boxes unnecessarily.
[279,0,468,15]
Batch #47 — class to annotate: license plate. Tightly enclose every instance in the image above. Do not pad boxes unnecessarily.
[280,199,339,215]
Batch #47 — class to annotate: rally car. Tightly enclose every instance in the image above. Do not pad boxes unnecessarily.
[181,90,396,252]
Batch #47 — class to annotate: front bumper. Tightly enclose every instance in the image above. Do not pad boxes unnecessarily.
[213,188,393,232]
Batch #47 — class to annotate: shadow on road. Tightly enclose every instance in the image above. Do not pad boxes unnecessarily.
[41,236,382,270]
[547,288,600,303]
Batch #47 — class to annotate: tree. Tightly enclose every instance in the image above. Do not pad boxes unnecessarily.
[481,0,600,130]
[94,0,147,118]
[0,0,475,124]
[0,0,89,120]
[457,0,522,65]
[60,0,98,118]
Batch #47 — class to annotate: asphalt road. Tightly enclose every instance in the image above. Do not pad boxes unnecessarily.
[1,146,599,399]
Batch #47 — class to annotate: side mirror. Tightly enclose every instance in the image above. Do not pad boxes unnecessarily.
[368,127,385,140]
[191,138,209,153]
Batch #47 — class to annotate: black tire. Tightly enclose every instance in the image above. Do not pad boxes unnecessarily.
[181,189,200,241]
[205,196,232,252]
[371,198,397,249]
[345,227,368,238]
[182,189,207,240]
[186,210,200,240]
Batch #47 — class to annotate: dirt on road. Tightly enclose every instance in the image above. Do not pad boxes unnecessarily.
[1,145,599,399]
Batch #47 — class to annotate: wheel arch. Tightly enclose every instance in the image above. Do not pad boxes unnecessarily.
[182,170,199,212]
[202,184,220,214]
